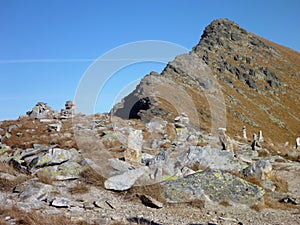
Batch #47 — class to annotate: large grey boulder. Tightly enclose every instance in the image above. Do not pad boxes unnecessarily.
[108,158,135,176]
[35,161,82,180]
[242,159,272,180]
[183,146,247,171]
[14,179,55,206]
[104,167,147,191]
[162,170,264,206]
[35,148,79,167]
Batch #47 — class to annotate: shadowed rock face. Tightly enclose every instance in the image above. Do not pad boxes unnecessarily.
[113,18,300,145]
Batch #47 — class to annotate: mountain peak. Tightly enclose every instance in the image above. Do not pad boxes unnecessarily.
[113,19,300,146]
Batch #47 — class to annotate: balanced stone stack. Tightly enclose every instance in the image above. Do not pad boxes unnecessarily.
[61,101,76,118]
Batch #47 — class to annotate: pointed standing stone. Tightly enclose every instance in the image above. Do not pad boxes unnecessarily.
[258,130,264,142]
[296,137,300,149]
[242,126,247,139]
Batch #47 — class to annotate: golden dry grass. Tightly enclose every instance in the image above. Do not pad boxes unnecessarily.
[0,205,90,225]
[269,172,289,193]
[0,176,31,192]
[251,194,300,212]
[69,183,90,194]
[36,171,54,185]
[219,201,232,207]
[188,163,211,172]
[226,170,263,188]
[188,199,205,209]
[129,183,165,204]
[0,162,18,175]
[79,167,105,188]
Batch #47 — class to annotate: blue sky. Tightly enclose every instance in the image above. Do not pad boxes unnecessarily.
[0,0,299,120]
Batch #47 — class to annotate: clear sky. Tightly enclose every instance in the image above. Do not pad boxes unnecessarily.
[0,0,299,120]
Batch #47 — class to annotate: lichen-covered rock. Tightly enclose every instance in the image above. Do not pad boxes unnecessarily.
[36,161,82,180]
[162,170,264,205]
[35,148,79,167]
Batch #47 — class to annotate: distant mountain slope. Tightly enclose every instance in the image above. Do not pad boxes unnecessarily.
[112,18,300,146]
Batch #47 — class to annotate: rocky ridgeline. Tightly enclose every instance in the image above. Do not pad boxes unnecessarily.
[113,18,300,147]
[193,18,283,90]
[1,100,300,224]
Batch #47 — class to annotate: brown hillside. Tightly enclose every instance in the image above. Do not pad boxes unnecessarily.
[113,18,300,147]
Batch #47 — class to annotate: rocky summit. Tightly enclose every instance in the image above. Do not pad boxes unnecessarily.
[1,19,300,225]
[113,18,300,146]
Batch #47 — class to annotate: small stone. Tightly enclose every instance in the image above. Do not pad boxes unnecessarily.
[139,194,163,208]
[5,216,11,221]
[84,202,95,210]
[94,199,115,210]
[219,216,237,222]
[69,206,85,213]
[51,198,70,208]
[279,196,299,205]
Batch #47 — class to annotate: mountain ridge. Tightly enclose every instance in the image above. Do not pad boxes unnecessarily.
[113,18,300,147]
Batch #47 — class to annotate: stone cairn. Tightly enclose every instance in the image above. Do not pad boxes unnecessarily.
[61,101,76,118]
[258,130,264,142]
[296,137,300,149]
[217,128,234,153]
[242,126,247,139]
[251,133,262,150]
[27,102,55,119]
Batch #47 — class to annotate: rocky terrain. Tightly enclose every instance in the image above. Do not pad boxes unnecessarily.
[0,19,300,225]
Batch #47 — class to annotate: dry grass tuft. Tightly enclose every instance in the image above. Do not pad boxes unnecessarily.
[69,182,90,194]
[226,170,263,188]
[219,201,232,207]
[257,149,271,157]
[129,183,165,204]
[269,172,289,193]
[0,205,89,225]
[36,171,54,185]
[80,167,105,188]
[0,162,18,175]
[251,194,300,212]
[188,163,210,172]
[0,176,31,192]
[188,199,205,209]
[244,176,264,188]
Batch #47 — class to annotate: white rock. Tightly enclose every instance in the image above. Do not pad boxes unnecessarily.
[104,167,147,191]
[51,198,70,208]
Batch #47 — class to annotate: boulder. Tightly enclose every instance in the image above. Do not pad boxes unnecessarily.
[104,167,147,191]
[217,128,234,152]
[35,148,79,167]
[184,146,247,171]
[242,160,272,180]
[36,161,82,180]
[14,179,55,204]
[108,158,135,176]
[162,170,264,205]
